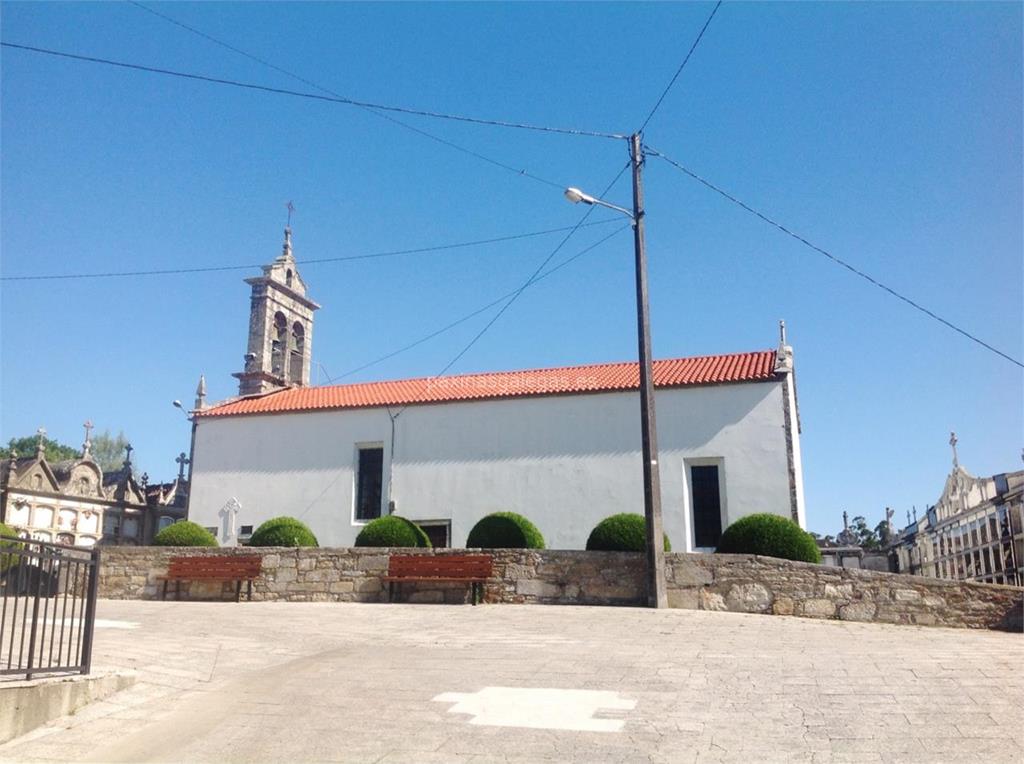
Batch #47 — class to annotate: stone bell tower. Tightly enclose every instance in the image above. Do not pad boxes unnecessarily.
[233,227,320,396]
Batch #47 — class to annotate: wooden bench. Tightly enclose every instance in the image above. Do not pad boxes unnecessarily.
[157,555,262,602]
[382,555,493,605]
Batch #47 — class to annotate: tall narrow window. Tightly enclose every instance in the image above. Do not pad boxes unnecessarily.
[290,322,305,384]
[272,312,287,378]
[355,447,384,521]
[690,465,723,549]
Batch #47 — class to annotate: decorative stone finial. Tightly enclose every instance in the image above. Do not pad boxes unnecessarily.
[82,420,94,458]
[282,227,293,260]
[906,510,911,526]
[912,506,918,523]
[949,432,959,469]
[194,374,207,411]
[140,472,149,489]
[36,427,47,459]
[123,443,134,467]
[774,319,793,372]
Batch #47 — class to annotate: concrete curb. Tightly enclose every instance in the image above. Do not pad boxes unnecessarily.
[0,671,137,744]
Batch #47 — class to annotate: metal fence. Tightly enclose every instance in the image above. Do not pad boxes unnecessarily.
[0,535,100,681]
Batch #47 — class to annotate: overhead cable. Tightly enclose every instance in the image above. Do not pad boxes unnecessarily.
[124,1,567,189]
[0,219,621,282]
[637,0,723,132]
[0,41,626,140]
[646,145,1024,369]
[331,222,632,382]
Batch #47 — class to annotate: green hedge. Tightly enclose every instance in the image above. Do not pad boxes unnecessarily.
[585,513,671,552]
[0,522,20,572]
[716,513,821,563]
[249,516,318,547]
[354,516,431,548]
[153,521,218,548]
[466,512,545,549]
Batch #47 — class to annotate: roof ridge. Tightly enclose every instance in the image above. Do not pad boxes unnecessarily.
[311,348,777,392]
[200,348,779,418]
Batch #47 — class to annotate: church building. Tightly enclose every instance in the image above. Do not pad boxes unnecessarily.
[187,228,807,550]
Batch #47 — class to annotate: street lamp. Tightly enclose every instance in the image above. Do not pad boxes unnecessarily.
[171,400,196,518]
[565,132,667,608]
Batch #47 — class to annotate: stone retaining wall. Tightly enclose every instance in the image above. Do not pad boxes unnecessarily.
[97,547,1022,631]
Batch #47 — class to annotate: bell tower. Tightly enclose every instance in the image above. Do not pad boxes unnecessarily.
[233,227,321,396]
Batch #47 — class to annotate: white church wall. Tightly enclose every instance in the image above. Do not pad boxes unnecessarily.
[188,379,797,550]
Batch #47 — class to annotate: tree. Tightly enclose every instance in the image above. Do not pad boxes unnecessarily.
[90,430,131,473]
[874,520,894,548]
[0,435,79,463]
[847,515,883,551]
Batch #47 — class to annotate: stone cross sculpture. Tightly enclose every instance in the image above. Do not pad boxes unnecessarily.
[949,432,959,469]
[175,452,190,481]
[219,497,242,547]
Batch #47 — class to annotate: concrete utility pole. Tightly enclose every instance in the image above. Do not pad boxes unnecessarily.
[564,133,668,608]
[630,133,667,608]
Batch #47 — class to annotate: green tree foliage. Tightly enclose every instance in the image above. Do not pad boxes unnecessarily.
[0,435,79,463]
[89,430,131,473]
[249,517,318,547]
[466,512,545,549]
[355,516,431,548]
[585,513,671,552]
[716,513,822,563]
[152,521,218,547]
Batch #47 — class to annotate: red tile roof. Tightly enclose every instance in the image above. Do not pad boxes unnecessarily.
[198,350,779,418]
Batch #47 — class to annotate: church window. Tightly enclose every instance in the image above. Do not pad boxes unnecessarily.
[286,269,293,288]
[689,463,723,549]
[355,446,384,521]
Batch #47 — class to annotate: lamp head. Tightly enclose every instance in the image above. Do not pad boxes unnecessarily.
[564,187,594,205]
[172,400,183,409]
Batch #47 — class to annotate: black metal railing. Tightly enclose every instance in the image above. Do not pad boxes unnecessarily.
[0,535,100,681]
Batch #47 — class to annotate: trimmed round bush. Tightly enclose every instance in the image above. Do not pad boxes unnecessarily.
[355,515,431,548]
[248,516,318,548]
[466,512,545,549]
[152,520,218,548]
[586,513,671,552]
[716,513,821,563]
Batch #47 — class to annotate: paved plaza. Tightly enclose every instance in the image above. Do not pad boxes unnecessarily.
[1,600,1021,763]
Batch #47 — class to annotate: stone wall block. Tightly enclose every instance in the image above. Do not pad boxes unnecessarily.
[725,583,773,613]
[838,601,877,622]
[800,599,838,618]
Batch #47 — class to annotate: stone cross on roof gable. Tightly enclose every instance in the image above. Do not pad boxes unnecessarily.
[949,431,959,469]
[36,427,47,458]
[176,452,190,481]
[123,443,133,466]
[82,420,93,458]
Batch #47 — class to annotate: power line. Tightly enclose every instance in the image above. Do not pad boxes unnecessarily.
[124,1,567,189]
[0,41,626,141]
[416,162,632,390]
[646,145,1024,370]
[331,222,632,382]
[637,0,723,132]
[0,219,620,282]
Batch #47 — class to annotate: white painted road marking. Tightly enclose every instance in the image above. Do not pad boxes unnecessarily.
[433,686,635,732]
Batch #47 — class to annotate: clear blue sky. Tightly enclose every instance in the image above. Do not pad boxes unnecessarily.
[2,2,1021,536]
